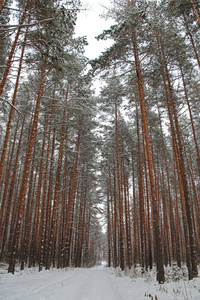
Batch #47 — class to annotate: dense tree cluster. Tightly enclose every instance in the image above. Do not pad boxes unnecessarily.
[0,0,200,284]
[0,0,104,274]
[92,0,200,283]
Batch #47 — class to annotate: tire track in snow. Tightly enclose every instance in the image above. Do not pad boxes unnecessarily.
[22,266,124,300]
[0,265,139,300]
[66,267,123,300]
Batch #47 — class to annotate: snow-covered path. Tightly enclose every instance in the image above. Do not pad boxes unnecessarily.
[63,267,122,299]
[0,263,200,300]
[1,264,130,300]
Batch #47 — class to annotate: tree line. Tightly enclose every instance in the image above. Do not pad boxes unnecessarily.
[92,0,200,283]
[0,0,104,274]
[0,0,200,284]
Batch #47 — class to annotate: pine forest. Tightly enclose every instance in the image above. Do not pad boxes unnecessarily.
[0,0,200,285]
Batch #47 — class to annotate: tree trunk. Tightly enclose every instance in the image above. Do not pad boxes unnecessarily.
[180,67,200,173]
[112,163,118,268]
[135,98,146,271]
[38,117,52,271]
[121,135,132,268]
[0,23,29,184]
[183,14,200,69]
[107,191,111,267]
[45,127,56,269]
[0,0,31,97]
[189,0,200,24]
[47,87,69,269]
[115,103,125,271]
[0,0,5,11]
[131,31,164,283]
[157,106,181,267]
[8,60,46,274]
[20,142,37,270]
[0,118,20,248]
[161,43,198,279]
[62,118,83,264]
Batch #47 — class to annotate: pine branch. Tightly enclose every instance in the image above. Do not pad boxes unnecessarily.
[0,17,55,31]
[0,97,24,116]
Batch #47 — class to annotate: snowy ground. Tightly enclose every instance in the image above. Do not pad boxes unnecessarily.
[0,262,200,300]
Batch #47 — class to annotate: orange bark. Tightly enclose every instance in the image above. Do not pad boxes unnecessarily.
[162,48,198,279]
[38,118,52,271]
[0,0,31,97]
[47,87,69,267]
[183,15,200,69]
[190,0,200,24]
[121,134,132,268]
[115,103,125,270]
[8,61,46,274]
[157,106,181,267]
[62,118,83,260]
[112,163,118,267]
[0,23,29,184]
[180,67,200,172]
[0,119,19,242]
[135,98,146,269]
[0,0,5,12]
[30,119,48,268]
[131,30,164,282]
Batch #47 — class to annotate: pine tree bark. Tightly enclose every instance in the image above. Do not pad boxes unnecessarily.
[0,0,31,97]
[20,142,37,270]
[157,106,181,267]
[62,118,83,264]
[180,67,200,173]
[0,24,29,184]
[38,117,52,271]
[121,135,132,268]
[161,44,198,279]
[0,118,20,248]
[115,103,125,270]
[29,118,48,268]
[107,191,112,267]
[135,98,146,270]
[8,60,46,274]
[45,127,56,269]
[0,0,5,11]
[155,30,198,278]
[112,163,118,268]
[47,87,69,269]
[131,31,164,283]
[189,0,200,24]
[0,118,25,259]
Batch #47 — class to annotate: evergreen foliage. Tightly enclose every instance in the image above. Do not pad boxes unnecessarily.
[0,0,199,284]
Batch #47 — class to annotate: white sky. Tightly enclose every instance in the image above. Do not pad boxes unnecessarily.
[75,0,114,59]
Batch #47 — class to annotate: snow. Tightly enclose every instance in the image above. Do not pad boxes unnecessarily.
[0,262,200,300]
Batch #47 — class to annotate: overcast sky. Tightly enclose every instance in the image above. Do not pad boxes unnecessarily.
[75,0,114,59]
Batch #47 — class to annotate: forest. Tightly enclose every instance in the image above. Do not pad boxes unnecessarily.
[0,0,200,285]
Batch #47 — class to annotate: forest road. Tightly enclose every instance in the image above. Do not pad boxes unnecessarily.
[2,263,199,299]
[63,264,124,300]
[0,263,138,300]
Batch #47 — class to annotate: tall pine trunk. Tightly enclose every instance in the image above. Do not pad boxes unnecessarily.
[115,103,125,270]
[0,0,31,97]
[8,61,46,274]
[131,31,164,283]
[160,43,198,279]
[189,0,200,24]
[0,24,29,184]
